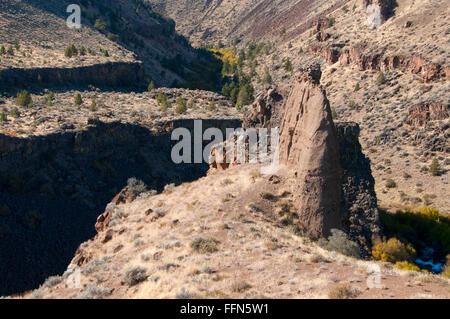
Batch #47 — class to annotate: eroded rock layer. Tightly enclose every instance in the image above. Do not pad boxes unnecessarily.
[279,70,342,240]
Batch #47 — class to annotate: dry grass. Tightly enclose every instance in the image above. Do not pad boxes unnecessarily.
[328,284,360,299]
[190,237,220,254]
[231,280,252,293]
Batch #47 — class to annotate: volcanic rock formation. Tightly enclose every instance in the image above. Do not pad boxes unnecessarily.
[279,67,342,239]
[209,66,382,254]
[364,0,397,28]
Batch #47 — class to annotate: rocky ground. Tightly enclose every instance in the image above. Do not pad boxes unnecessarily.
[0,88,240,137]
[17,165,450,299]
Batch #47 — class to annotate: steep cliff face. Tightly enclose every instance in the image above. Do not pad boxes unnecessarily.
[278,69,342,240]
[407,102,450,127]
[309,44,446,83]
[209,69,382,254]
[0,118,241,296]
[0,62,145,92]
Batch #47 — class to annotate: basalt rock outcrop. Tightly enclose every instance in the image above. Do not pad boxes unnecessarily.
[242,86,285,129]
[363,0,397,28]
[407,102,450,127]
[0,62,145,92]
[316,18,330,42]
[309,43,446,83]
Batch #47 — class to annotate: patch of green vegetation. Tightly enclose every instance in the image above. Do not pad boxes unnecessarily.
[429,159,442,176]
[379,207,450,259]
[74,92,83,106]
[64,44,78,58]
[15,90,32,108]
[318,229,361,258]
[175,97,187,114]
[376,72,387,85]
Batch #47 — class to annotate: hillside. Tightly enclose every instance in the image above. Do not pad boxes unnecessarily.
[0,0,449,300]
[152,0,449,212]
[0,0,219,89]
[19,165,450,299]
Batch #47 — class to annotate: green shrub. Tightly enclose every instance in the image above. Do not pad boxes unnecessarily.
[64,44,78,58]
[94,19,106,31]
[326,18,335,28]
[107,33,118,42]
[354,82,360,91]
[0,111,6,122]
[10,107,20,118]
[236,87,252,108]
[372,238,416,263]
[376,72,386,85]
[262,67,273,85]
[156,92,168,105]
[319,229,360,258]
[348,100,358,109]
[45,91,55,107]
[89,100,97,112]
[148,81,155,92]
[0,45,5,55]
[175,98,187,114]
[15,90,32,107]
[74,92,83,105]
[7,46,14,55]
[207,101,216,111]
[282,57,293,72]
[156,92,171,111]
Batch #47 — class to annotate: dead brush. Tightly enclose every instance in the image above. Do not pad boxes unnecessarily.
[190,237,219,254]
[328,284,360,299]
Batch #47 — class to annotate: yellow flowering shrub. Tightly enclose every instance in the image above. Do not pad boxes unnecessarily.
[372,238,416,263]
[395,261,420,272]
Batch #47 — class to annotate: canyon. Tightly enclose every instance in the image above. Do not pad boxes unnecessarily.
[0,0,448,299]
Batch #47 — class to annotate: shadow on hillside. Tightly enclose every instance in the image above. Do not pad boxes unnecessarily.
[0,118,241,296]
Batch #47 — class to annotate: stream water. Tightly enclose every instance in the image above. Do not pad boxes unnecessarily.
[415,247,444,273]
